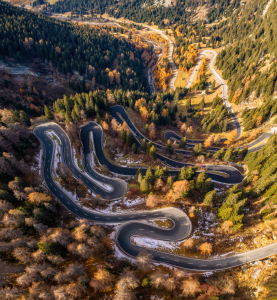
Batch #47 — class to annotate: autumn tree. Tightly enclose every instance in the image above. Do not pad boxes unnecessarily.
[167,180,190,202]
[199,242,213,255]
[28,192,51,206]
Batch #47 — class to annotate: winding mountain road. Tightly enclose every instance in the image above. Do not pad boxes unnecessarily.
[34,121,277,272]
[110,105,244,184]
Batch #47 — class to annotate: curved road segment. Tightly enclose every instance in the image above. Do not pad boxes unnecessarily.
[186,49,241,139]
[34,121,277,271]
[110,105,244,184]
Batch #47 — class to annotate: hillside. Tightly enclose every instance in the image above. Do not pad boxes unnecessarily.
[49,0,241,25]
[2,0,277,299]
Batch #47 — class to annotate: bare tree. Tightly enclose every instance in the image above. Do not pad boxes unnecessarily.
[0,287,25,300]
[164,277,176,291]
[0,200,14,218]
[53,285,68,300]
[64,263,85,277]
[180,277,201,297]
[0,228,23,241]
[16,272,41,287]
[54,272,70,284]
[89,269,115,292]
[65,282,85,298]
[33,223,48,235]
[76,244,94,259]
[32,250,47,262]
[41,267,57,279]
[135,250,153,271]
[114,270,139,300]
[90,225,105,238]
[47,255,65,265]
[50,229,73,247]
[13,247,32,263]
[150,271,165,289]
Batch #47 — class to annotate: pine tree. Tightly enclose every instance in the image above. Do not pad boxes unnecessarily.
[167,176,173,187]
[146,141,153,153]
[196,172,208,190]
[136,168,142,177]
[140,178,149,194]
[223,147,233,162]
[126,131,134,147]
[137,173,143,184]
[203,190,216,206]
[140,139,147,151]
[186,98,191,110]
[96,114,101,124]
[166,139,172,153]
[193,143,202,156]
[149,145,157,160]
[213,148,225,160]
[120,129,126,143]
[211,80,215,90]
[179,137,187,148]
[145,167,154,184]
[132,143,137,154]
[44,105,54,119]
[105,113,110,123]
[199,97,205,109]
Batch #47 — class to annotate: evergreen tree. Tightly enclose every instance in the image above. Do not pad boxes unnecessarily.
[203,190,216,206]
[193,143,202,156]
[140,178,149,194]
[120,129,126,143]
[138,173,143,184]
[213,148,225,160]
[149,145,157,160]
[140,139,147,151]
[167,176,173,187]
[199,97,205,109]
[44,105,53,119]
[146,141,153,153]
[223,147,233,162]
[186,98,191,110]
[105,113,110,123]
[211,80,215,90]
[196,172,208,190]
[96,114,101,124]
[166,139,173,154]
[179,137,187,148]
[145,167,154,184]
[132,143,137,154]
[126,131,134,147]
[136,168,142,177]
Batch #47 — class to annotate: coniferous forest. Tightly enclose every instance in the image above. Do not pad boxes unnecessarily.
[0,1,149,91]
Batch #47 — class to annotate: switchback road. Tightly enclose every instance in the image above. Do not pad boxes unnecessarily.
[34,121,277,272]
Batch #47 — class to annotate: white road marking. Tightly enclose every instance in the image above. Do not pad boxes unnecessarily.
[139,229,144,231]
[84,213,88,216]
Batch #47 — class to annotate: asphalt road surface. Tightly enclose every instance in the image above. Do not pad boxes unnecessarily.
[185,50,241,139]
[34,121,277,271]
[163,130,272,153]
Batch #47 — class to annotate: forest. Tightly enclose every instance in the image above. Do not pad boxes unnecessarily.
[0,1,149,92]
[215,0,277,112]
[50,0,241,25]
